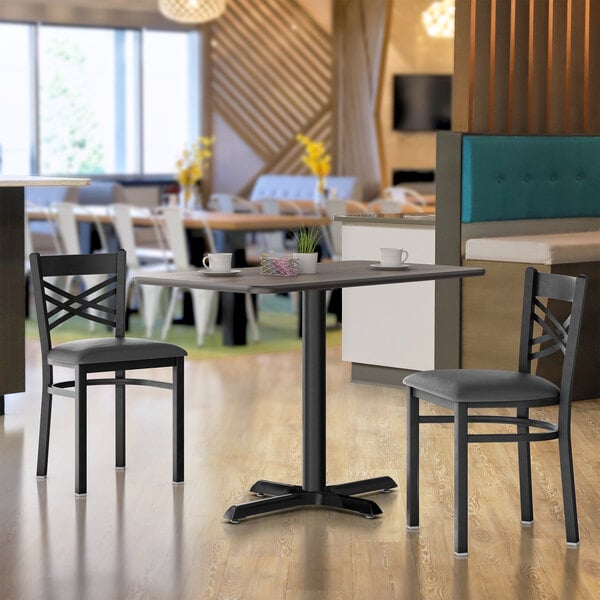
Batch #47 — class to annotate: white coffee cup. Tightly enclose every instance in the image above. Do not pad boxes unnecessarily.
[202,252,232,272]
[380,247,409,266]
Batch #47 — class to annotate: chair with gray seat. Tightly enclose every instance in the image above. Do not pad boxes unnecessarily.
[30,249,187,495]
[403,267,587,556]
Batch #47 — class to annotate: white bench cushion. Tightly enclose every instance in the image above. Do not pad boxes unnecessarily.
[465,231,600,264]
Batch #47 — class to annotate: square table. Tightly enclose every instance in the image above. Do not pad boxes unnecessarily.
[135,260,484,521]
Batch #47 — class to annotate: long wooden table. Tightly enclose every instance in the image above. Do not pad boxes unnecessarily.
[257,197,436,216]
[27,205,330,345]
[27,205,329,232]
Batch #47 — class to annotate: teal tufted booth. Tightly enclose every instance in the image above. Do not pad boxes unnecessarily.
[461,135,600,223]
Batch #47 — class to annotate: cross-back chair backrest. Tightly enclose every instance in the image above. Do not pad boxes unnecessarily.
[30,250,127,356]
[518,267,587,401]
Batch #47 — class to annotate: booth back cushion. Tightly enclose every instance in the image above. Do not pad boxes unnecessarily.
[461,135,600,223]
[250,174,362,202]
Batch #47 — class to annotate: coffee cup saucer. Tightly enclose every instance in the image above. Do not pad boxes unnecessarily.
[368,262,410,270]
[199,268,241,276]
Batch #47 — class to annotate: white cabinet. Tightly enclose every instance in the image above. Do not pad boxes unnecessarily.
[341,219,436,372]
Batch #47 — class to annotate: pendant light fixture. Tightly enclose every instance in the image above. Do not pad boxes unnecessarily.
[158,0,226,25]
[422,0,455,39]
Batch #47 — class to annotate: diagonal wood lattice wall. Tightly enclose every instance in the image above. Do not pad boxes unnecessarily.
[209,0,332,197]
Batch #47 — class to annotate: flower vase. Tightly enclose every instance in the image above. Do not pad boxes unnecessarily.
[179,186,196,212]
[314,177,328,209]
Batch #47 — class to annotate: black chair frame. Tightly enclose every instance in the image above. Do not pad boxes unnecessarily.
[405,267,588,556]
[30,250,185,495]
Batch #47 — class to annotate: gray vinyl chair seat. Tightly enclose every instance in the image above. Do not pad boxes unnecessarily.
[404,369,560,405]
[48,338,187,366]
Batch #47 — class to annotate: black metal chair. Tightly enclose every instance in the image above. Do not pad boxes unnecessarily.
[403,267,588,556]
[30,250,187,495]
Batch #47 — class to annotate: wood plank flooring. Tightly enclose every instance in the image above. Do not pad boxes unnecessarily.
[1,340,600,599]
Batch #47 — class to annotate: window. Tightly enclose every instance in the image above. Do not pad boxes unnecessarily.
[142,31,200,173]
[0,22,200,176]
[0,23,33,174]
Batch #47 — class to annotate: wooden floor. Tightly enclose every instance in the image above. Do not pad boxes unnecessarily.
[2,341,600,599]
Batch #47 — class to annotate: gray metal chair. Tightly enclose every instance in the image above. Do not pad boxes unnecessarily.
[30,250,187,496]
[403,267,588,556]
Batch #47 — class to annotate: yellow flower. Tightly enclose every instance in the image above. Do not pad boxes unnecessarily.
[175,136,215,195]
[296,133,331,190]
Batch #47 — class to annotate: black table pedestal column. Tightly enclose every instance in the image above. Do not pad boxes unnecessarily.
[223,289,397,523]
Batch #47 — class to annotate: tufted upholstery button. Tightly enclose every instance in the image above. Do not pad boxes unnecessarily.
[497,175,504,183]
[522,176,529,183]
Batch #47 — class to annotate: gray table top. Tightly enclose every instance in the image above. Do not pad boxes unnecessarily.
[134,260,484,294]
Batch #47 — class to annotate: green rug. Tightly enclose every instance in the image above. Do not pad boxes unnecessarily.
[26,294,341,359]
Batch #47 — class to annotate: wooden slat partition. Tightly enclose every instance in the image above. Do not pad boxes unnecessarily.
[454,0,600,134]
[209,0,332,197]
[332,0,389,199]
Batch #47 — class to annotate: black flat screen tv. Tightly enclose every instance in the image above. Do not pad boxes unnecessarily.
[393,74,452,132]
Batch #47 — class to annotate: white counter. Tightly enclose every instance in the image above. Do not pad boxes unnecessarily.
[338,214,459,387]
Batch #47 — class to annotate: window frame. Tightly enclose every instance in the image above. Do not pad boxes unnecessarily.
[0,19,201,178]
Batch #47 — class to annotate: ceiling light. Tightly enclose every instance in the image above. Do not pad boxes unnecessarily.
[422,0,455,39]
[158,0,226,25]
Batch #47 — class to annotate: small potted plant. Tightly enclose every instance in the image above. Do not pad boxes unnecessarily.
[292,226,322,274]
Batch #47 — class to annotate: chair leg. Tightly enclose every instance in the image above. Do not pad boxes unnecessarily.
[141,284,163,338]
[454,404,469,556]
[558,428,579,545]
[36,365,54,478]
[245,293,260,342]
[115,369,126,469]
[406,387,420,529]
[172,358,184,484]
[206,293,218,336]
[517,406,533,523]
[160,287,179,342]
[75,367,87,495]
[190,289,214,346]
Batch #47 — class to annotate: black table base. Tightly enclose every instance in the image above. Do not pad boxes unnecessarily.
[223,289,397,523]
[223,476,397,522]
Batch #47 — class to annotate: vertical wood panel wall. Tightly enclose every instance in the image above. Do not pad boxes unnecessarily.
[209,0,332,197]
[332,0,390,199]
[453,0,600,134]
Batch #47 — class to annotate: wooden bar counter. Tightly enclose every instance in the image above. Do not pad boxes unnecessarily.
[0,176,88,413]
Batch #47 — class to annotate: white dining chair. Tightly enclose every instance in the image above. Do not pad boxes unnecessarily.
[367,198,404,214]
[209,193,258,214]
[322,199,349,260]
[24,201,65,318]
[53,202,113,330]
[256,196,302,254]
[159,207,259,344]
[158,207,217,346]
[382,186,428,213]
[109,203,173,338]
